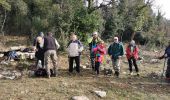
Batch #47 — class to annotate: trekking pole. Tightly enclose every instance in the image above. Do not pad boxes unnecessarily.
[161,58,167,82]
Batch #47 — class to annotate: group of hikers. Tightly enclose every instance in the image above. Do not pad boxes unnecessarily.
[33,31,170,79]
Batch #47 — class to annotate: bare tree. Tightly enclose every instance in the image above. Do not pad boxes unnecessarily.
[1,10,7,36]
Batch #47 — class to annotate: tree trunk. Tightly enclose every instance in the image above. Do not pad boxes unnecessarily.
[1,10,7,36]
[131,32,135,41]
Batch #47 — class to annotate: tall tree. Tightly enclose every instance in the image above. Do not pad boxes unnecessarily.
[0,0,11,35]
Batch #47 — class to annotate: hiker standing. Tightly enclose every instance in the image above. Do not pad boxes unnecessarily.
[33,32,45,68]
[126,40,139,76]
[89,31,102,71]
[93,41,106,75]
[159,41,170,79]
[67,34,83,73]
[108,37,124,77]
[44,32,60,78]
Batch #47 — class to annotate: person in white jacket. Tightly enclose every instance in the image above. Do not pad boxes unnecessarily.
[67,33,83,73]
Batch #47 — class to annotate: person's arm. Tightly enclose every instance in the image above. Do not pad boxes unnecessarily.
[78,40,84,52]
[99,46,106,54]
[133,46,139,56]
[55,39,60,49]
[126,46,130,57]
[159,49,167,59]
[120,44,125,56]
[89,42,92,51]
[108,44,112,56]
[93,46,98,52]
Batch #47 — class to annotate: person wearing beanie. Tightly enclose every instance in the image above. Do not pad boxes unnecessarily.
[126,40,139,76]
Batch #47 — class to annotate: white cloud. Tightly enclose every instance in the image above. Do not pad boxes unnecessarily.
[152,0,170,19]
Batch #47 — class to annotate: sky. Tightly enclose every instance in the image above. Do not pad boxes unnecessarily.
[152,0,170,19]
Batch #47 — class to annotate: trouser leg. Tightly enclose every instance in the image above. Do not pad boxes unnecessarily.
[95,62,100,74]
[128,58,133,73]
[132,58,139,72]
[75,56,80,73]
[51,50,58,75]
[69,57,74,73]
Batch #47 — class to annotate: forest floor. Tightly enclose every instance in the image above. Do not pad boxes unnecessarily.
[0,35,170,100]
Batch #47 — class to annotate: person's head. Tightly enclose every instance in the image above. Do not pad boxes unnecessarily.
[39,32,44,37]
[37,36,42,43]
[113,37,119,43]
[92,31,98,39]
[47,32,53,36]
[98,40,105,46]
[70,34,77,41]
[130,40,135,46]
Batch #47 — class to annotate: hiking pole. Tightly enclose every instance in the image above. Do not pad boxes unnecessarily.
[161,58,167,82]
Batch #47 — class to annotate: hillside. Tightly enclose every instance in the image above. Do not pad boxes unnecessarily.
[0,36,170,100]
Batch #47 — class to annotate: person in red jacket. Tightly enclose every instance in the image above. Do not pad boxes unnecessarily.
[93,40,106,75]
[126,40,139,76]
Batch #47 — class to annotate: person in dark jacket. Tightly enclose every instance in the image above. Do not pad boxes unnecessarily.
[33,32,45,68]
[108,37,124,77]
[44,32,60,78]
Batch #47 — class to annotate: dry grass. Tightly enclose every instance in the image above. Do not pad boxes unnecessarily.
[0,36,170,100]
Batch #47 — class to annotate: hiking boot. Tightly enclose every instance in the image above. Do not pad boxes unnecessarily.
[129,72,133,75]
[136,73,140,76]
[114,71,119,78]
[77,73,83,76]
[47,75,50,79]
[51,74,58,77]
[95,74,100,77]
[92,66,95,71]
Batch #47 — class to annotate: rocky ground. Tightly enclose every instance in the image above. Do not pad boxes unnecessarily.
[0,36,170,100]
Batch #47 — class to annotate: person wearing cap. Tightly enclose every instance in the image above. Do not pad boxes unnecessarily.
[159,41,170,79]
[67,33,83,73]
[43,32,60,78]
[108,37,124,77]
[33,32,45,68]
[89,31,102,71]
[126,40,139,76]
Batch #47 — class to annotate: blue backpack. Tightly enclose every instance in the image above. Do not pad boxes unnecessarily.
[8,51,18,60]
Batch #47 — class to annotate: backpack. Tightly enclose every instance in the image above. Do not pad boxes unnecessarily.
[34,68,54,77]
[8,51,19,60]
[34,68,47,77]
[104,68,113,76]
